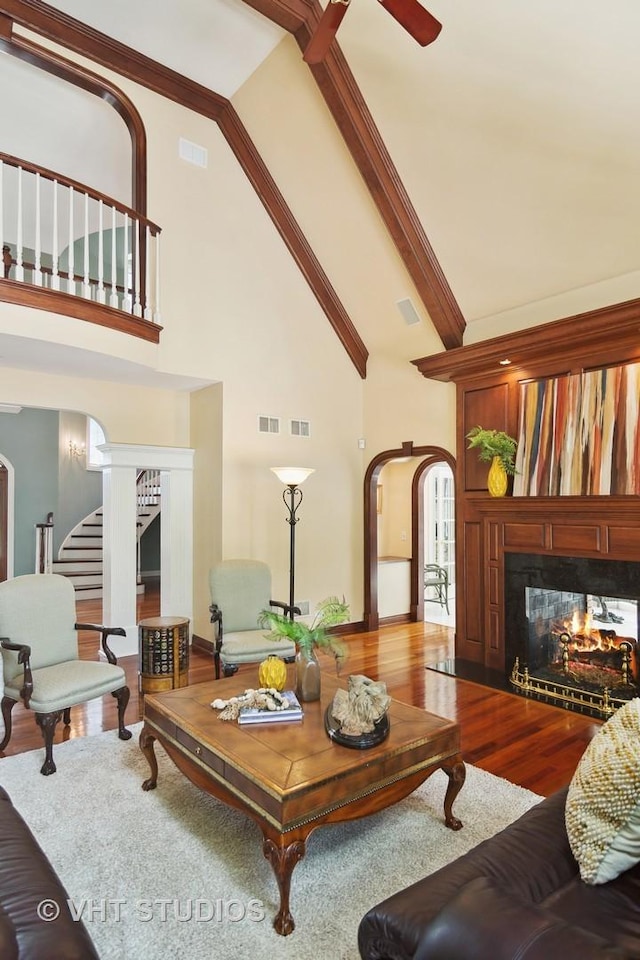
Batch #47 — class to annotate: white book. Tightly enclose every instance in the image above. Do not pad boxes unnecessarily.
[238,690,303,725]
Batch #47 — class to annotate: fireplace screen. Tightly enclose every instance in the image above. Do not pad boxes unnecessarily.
[506,553,640,718]
[525,589,638,694]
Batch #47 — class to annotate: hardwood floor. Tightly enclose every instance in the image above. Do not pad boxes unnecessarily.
[0,579,600,796]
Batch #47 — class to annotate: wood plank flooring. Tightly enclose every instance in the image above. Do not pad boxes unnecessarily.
[0,580,600,796]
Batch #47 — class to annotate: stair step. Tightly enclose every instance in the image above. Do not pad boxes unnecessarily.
[65,538,103,548]
[52,563,103,575]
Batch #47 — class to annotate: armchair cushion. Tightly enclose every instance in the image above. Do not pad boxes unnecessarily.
[209,560,272,633]
[220,630,296,664]
[4,660,126,713]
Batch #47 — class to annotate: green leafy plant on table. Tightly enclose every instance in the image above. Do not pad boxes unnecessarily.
[258,596,349,668]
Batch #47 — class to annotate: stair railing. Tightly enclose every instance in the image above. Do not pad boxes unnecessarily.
[136,470,161,585]
[0,152,162,323]
[35,512,54,574]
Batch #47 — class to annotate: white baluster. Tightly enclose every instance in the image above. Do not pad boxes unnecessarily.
[123,212,131,312]
[67,185,75,295]
[16,166,24,282]
[133,217,142,317]
[82,191,91,299]
[34,171,42,286]
[144,223,151,320]
[51,179,60,291]
[153,231,161,324]
[97,198,105,303]
[110,204,118,308]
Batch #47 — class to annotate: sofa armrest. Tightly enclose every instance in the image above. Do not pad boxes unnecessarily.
[413,877,626,960]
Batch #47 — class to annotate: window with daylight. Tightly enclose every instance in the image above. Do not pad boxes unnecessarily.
[87,417,106,470]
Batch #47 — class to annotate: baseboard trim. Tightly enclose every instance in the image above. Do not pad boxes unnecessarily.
[192,634,213,654]
[378,613,411,626]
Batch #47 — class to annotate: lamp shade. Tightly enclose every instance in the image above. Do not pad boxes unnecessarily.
[270,467,315,486]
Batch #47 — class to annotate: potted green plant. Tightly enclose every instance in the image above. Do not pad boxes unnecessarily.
[259,596,349,702]
[466,425,518,497]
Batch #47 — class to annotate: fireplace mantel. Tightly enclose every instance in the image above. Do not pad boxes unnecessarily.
[417,307,640,677]
[459,494,640,674]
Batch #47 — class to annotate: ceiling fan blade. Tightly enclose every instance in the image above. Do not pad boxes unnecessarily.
[378,0,442,46]
[303,0,351,64]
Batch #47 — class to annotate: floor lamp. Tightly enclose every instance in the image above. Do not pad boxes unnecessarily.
[270,467,315,619]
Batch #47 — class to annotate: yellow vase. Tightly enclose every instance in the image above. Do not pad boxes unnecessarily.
[487,455,508,497]
[258,654,287,691]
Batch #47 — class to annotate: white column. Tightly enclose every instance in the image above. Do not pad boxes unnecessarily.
[160,467,193,627]
[99,443,195,658]
[101,460,138,657]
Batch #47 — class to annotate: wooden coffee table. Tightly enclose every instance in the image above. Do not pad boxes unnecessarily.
[139,675,465,935]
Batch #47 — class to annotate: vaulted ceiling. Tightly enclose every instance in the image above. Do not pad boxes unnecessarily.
[2,0,639,375]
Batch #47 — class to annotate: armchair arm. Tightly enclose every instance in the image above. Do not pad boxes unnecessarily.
[209,604,223,653]
[75,623,126,666]
[270,600,302,617]
[0,639,33,706]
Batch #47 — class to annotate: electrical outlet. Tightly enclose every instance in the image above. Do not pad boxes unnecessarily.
[400,531,407,541]
[296,600,310,616]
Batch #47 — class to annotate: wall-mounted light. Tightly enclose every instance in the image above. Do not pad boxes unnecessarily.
[69,440,86,460]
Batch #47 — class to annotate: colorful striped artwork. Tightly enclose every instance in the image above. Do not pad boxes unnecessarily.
[513,362,640,496]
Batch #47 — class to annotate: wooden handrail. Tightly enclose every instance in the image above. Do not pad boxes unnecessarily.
[0,151,161,236]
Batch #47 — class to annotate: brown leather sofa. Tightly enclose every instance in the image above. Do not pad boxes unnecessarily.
[358,787,640,959]
[0,786,98,959]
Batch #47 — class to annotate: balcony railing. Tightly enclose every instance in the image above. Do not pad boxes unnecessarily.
[0,152,161,329]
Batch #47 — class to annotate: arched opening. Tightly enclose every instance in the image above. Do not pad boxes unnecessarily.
[364,441,455,631]
[0,453,15,582]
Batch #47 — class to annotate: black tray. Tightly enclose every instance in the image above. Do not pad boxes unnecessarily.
[324,704,390,749]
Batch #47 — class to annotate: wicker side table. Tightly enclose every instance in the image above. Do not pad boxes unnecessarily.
[138,616,190,696]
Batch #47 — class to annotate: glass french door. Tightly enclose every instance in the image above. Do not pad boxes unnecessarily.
[426,463,455,594]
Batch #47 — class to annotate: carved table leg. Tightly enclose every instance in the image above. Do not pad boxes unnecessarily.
[441,757,466,831]
[262,836,306,936]
[139,725,158,791]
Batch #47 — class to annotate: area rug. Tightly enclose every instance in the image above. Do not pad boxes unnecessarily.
[0,725,542,960]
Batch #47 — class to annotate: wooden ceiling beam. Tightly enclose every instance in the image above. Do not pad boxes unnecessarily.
[242,0,466,349]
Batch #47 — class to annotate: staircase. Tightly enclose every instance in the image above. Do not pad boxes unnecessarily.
[51,470,161,599]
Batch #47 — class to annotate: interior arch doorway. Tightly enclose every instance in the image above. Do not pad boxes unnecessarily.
[364,441,455,631]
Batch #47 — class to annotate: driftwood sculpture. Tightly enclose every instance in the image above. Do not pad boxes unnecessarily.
[330,674,391,736]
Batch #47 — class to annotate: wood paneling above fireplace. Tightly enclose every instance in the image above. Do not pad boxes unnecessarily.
[411,305,640,677]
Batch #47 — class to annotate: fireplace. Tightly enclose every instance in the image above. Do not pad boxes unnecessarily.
[505,553,640,717]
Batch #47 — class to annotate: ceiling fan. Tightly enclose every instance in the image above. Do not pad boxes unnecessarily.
[303,0,442,65]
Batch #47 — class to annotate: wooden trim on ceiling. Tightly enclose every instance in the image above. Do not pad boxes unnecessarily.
[0,280,162,343]
[0,0,368,377]
[243,0,466,349]
[411,297,640,384]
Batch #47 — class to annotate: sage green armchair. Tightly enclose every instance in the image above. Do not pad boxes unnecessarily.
[0,573,131,776]
[209,559,297,678]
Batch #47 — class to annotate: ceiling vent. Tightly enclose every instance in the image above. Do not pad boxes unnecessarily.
[396,298,421,326]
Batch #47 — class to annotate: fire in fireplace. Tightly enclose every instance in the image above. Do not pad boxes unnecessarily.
[505,554,640,718]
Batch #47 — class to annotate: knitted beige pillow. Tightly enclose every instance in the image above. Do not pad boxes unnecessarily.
[566,697,640,885]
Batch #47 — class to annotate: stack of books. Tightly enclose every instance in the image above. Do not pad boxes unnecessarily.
[238,690,303,725]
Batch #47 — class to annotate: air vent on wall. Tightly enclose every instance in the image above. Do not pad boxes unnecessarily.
[291,419,311,438]
[258,416,280,434]
[178,137,208,168]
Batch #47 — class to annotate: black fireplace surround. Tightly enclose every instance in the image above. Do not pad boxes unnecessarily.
[505,552,640,714]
